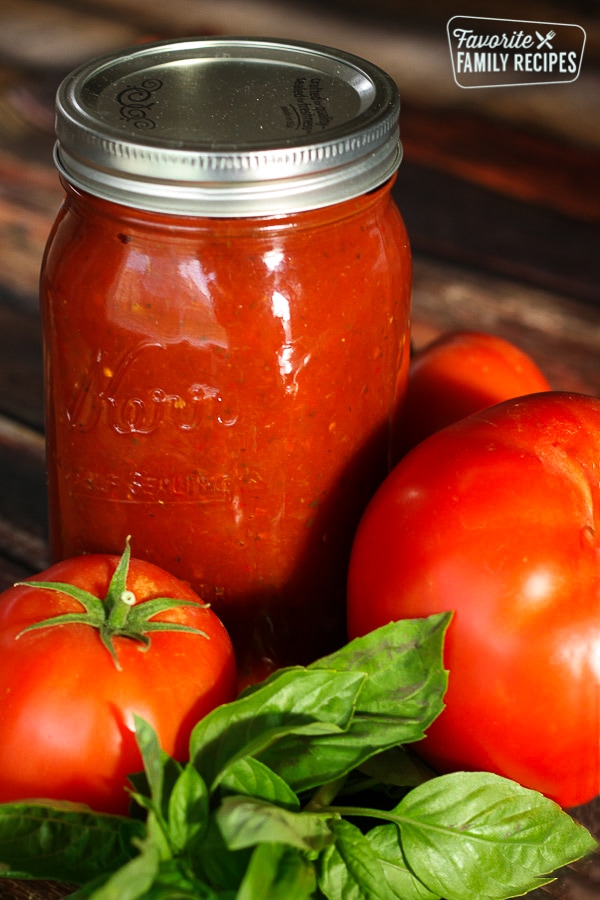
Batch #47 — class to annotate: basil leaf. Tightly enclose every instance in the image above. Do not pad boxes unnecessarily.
[70,838,162,899]
[216,795,334,853]
[393,771,598,900]
[259,614,449,792]
[130,714,185,842]
[1,617,595,900]
[237,843,316,900]
[72,842,214,899]
[167,763,209,857]
[190,667,365,790]
[134,715,165,805]
[219,757,300,810]
[194,813,252,892]
[359,746,437,789]
[318,818,390,900]
[0,801,143,884]
[367,824,440,900]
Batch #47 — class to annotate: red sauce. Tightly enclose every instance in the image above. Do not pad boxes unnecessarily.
[41,176,411,681]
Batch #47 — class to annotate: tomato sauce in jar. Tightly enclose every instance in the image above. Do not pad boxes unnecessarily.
[41,37,411,681]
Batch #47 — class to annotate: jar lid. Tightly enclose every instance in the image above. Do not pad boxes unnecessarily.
[54,36,402,216]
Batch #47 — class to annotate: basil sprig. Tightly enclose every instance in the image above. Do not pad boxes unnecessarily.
[0,613,595,899]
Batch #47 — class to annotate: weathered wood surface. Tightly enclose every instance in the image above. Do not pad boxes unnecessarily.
[0,0,598,897]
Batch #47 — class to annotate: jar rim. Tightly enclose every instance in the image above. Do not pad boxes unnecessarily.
[54,35,403,216]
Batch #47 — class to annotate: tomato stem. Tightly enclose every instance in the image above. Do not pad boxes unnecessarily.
[107,590,137,633]
[15,538,211,670]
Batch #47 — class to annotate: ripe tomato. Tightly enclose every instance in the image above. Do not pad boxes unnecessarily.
[398,330,550,454]
[347,392,600,808]
[0,543,236,814]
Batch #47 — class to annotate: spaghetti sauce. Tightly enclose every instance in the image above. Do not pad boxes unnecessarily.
[41,37,412,680]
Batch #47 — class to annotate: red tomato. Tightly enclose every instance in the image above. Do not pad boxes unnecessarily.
[347,392,600,808]
[0,544,236,814]
[398,331,550,454]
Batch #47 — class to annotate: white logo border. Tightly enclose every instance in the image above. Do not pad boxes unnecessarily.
[446,15,587,89]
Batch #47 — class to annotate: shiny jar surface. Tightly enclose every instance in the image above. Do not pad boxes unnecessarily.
[41,177,411,681]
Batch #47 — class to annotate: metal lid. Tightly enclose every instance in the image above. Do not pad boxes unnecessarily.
[54,36,402,216]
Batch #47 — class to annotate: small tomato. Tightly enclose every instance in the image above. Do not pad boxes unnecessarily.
[348,392,600,808]
[398,330,550,454]
[0,541,236,814]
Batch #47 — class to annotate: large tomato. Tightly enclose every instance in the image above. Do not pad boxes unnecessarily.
[0,542,236,814]
[398,330,550,454]
[347,392,600,808]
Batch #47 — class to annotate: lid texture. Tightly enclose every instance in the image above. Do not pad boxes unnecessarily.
[55,36,402,215]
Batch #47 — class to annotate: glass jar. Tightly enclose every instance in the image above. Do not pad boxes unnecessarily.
[40,37,412,683]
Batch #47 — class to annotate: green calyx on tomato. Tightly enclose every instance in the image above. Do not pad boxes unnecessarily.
[16,538,210,670]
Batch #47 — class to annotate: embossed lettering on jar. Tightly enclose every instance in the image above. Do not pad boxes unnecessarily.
[41,37,412,682]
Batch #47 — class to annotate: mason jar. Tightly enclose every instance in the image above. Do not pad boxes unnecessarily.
[40,36,412,684]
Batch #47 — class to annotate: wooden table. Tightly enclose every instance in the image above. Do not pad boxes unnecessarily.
[0,0,598,896]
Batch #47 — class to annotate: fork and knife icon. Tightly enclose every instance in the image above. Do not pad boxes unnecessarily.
[535,29,556,48]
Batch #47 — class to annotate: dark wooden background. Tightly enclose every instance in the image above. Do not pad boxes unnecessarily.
[0,0,598,897]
